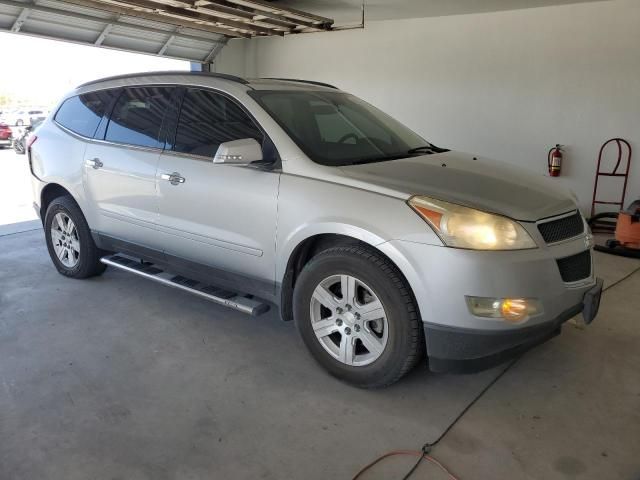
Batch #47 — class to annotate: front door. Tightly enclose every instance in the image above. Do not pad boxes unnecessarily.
[156,88,280,297]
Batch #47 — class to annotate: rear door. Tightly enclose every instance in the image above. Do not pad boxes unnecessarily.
[83,86,173,251]
[156,88,280,297]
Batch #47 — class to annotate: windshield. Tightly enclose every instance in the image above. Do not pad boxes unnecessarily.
[250,90,435,166]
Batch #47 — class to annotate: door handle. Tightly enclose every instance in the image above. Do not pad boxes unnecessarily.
[160,172,186,186]
[86,158,103,169]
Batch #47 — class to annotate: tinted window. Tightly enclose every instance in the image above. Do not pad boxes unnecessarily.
[55,91,113,138]
[173,89,263,157]
[105,87,173,148]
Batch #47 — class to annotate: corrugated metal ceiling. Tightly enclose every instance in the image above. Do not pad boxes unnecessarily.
[0,0,333,62]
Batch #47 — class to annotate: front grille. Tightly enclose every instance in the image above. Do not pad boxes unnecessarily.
[538,211,584,244]
[556,250,591,283]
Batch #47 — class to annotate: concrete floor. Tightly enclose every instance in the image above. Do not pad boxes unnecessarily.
[1,232,639,480]
[1,149,639,479]
[0,148,38,225]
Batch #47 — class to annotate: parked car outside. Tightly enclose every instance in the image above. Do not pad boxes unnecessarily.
[0,122,13,148]
[28,72,603,387]
[13,118,44,155]
[2,108,47,126]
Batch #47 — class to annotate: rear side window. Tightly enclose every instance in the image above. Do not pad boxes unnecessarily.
[173,89,263,158]
[105,87,173,149]
[55,91,112,138]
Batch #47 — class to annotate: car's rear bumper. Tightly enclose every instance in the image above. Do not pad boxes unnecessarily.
[31,174,46,222]
[425,278,603,373]
[0,138,12,145]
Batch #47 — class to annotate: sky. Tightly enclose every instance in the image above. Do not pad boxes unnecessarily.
[0,33,188,108]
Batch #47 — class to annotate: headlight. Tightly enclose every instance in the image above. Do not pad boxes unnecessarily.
[408,196,536,250]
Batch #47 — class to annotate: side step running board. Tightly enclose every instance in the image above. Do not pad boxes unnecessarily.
[100,254,270,316]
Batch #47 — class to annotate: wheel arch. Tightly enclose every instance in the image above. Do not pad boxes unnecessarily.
[278,230,423,324]
[40,183,75,220]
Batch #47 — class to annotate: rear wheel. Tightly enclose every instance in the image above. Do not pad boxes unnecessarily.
[44,195,106,278]
[293,245,423,388]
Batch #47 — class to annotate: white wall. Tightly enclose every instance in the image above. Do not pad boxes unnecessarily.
[216,0,640,215]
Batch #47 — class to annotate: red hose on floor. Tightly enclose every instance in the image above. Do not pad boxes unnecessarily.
[352,449,460,480]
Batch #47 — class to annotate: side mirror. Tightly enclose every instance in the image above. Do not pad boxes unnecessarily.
[213,138,263,165]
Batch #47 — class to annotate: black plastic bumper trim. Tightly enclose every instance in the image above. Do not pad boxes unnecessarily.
[425,303,584,374]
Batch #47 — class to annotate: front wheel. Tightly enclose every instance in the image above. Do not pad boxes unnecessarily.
[44,195,106,278]
[293,246,424,388]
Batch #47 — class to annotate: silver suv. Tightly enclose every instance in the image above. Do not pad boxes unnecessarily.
[29,72,602,387]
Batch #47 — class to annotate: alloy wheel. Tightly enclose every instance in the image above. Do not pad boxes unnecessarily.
[51,212,80,268]
[310,274,389,367]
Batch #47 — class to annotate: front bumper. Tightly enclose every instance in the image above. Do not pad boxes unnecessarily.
[425,278,602,373]
[378,228,601,373]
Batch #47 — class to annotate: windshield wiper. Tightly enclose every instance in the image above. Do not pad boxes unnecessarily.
[346,144,450,166]
[348,154,407,165]
[407,145,439,155]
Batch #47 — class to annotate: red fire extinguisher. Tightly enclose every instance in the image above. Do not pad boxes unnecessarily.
[548,144,563,177]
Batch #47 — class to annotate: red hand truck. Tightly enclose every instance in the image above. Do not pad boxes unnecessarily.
[589,138,632,233]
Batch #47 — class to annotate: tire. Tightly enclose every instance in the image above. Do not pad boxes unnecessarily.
[293,245,424,388]
[44,195,106,278]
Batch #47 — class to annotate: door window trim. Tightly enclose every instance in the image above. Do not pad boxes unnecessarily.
[53,83,280,165]
[93,87,120,141]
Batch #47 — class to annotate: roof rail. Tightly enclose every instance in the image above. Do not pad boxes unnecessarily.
[78,71,249,88]
[261,78,338,89]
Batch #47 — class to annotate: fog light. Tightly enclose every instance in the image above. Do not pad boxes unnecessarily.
[465,297,542,323]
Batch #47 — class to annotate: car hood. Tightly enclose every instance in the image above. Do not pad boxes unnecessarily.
[337,151,576,221]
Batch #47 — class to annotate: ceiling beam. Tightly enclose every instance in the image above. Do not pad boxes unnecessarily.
[0,0,236,40]
[93,22,113,44]
[183,0,292,29]
[58,0,250,36]
[10,7,30,32]
[225,0,333,26]
[4,0,332,44]
[106,0,284,35]
[142,0,329,32]
[194,0,318,31]
[192,0,254,20]
[157,32,175,54]
[248,10,318,30]
[202,35,227,62]
[0,26,210,62]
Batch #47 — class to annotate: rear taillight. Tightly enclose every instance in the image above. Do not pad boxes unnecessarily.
[26,134,38,149]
